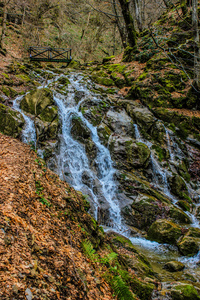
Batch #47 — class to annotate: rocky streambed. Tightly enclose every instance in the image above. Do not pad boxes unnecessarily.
[3,69,200,298]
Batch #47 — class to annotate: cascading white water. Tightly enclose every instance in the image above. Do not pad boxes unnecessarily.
[13,71,200,282]
[13,95,37,147]
[53,74,122,230]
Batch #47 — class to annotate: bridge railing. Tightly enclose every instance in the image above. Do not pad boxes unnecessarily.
[28,47,72,63]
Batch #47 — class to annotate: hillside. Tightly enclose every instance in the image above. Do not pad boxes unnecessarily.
[1,2,200,300]
[0,133,161,300]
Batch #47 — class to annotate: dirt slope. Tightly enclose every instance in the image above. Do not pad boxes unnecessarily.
[0,133,114,300]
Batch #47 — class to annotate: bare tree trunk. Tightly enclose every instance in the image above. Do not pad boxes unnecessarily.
[133,0,143,32]
[0,1,8,50]
[193,0,200,88]
[118,0,137,48]
[112,0,127,48]
[181,0,187,15]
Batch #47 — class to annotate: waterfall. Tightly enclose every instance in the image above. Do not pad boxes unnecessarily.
[13,96,37,147]
[13,71,200,280]
[53,74,123,231]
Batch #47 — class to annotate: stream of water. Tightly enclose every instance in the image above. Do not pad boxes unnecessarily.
[12,72,200,286]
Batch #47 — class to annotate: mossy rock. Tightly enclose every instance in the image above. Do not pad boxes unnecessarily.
[91,75,114,87]
[109,136,151,170]
[186,228,200,239]
[57,76,70,86]
[176,200,190,212]
[164,261,185,272]
[126,103,156,131]
[168,175,189,199]
[178,162,191,182]
[97,123,112,146]
[123,46,138,62]
[102,56,115,64]
[20,88,54,116]
[150,121,165,144]
[171,284,200,300]
[147,219,182,245]
[169,207,191,224]
[71,116,91,143]
[38,106,58,123]
[178,236,199,257]
[0,104,25,138]
[122,195,167,230]
[107,232,138,253]
[110,73,126,88]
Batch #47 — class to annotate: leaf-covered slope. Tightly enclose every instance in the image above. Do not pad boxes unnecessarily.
[0,133,158,300]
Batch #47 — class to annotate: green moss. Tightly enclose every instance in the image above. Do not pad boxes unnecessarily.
[2,86,10,97]
[147,219,182,245]
[152,145,166,161]
[0,103,25,138]
[91,75,114,86]
[177,200,190,212]
[16,74,31,83]
[171,284,200,300]
[39,106,58,123]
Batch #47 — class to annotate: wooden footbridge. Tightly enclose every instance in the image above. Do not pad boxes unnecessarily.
[28,47,72,63]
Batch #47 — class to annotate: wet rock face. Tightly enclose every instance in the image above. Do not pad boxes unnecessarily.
[20,88,54,115]
[109,136,151,170]
[164,261,185,272]
[168,174,189,199]
[0,103,25,138]
[178,236,200,257]
[147,219,182,245]
[171,283,200,300]
[103,108,135,137]
[126,102,156,131]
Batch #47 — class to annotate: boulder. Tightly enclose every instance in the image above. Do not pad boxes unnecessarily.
[20,88,54,115]
[97,123,112,146]
[168,175,189,199]
[122,195,166,230]
[169,207,191,224]
[38,106,58,123]
[0,103,25,138]
[147,219,182,245]
[103,109,134,137]
[150,120,165,144]
[71,116,91,143]
[171,284,200,300]
[109,136,151,170]
[126,102,156,131]
[178,236,199,257]
[164,261,185,272]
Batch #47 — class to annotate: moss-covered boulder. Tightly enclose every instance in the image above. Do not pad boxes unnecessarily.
[91,75,114,87]
[0,104,25,138]
[122,195,166,230]
[168,175,189,199]
[71,116,91,143]
[126,102,156,131]
[38,106,58,123]
[57,76,70,86]
[171,284,200,300]
[147,219,182,245]
[150,121,165,144]
[97,123,112,146]
[164,261,185,272]
[169,207,191,224]
[109,136,150,170]
[103,109,134,137]
[186,228,200,238]
[20,88,54,116]
[178,236,199,257]
[176,200,191,212]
